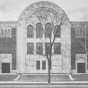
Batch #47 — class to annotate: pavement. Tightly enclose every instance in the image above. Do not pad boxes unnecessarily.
[0,73,88,82]
[1,81,88,88]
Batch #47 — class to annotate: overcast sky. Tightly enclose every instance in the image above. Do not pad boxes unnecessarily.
[0,0,88,21]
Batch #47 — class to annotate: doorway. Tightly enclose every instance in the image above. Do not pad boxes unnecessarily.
[77,63,85,73]
[2,63,10,73]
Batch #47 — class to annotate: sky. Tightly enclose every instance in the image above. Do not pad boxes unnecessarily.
[0,0,88,21]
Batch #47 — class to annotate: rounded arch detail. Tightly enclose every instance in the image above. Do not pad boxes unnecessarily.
[17,1,71,73]
[18,1,69,26]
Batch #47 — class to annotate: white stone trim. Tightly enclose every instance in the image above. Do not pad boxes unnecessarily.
[17,1,70,73]
[0,54,12,73]
[76,54,87,73]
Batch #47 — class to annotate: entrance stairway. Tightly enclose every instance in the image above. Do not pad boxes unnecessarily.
[18,74,71,82]
[0,73,88,81]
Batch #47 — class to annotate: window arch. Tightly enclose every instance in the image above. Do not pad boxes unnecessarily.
[27,25,34,38]
[45,23,51,38]
[36,23,43,38]
[54,25,61,37]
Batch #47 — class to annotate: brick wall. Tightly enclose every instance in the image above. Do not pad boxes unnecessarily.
[0,28,16,70]
[71,24,88,70]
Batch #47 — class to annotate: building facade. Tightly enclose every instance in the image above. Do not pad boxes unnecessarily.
[0,22,17,73]
[0,1,87,74]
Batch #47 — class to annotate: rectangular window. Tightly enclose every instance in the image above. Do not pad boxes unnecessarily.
[0,29,4,38]
[36,29,42,38]
[36,60,40,70]
[42,61,46,70]
[54,43,61,54]
[7,29,11,38]
[5,29,11,38]
[36,43,43,55]
[75,28,79,38]
[0,29,12,38]
[75,27,85,38]
[45,43,50,55]
[27,43,34,54]
[0,29,2,37]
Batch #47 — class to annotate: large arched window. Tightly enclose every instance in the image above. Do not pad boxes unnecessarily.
[36,23,43,38]
[54,25,61,37]
[27,25,34,38]
[45,23,51,38]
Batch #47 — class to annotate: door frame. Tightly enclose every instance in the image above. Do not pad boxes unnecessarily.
[0,54,12,73]
[1,63,10,73]
[77,62,86,73]
[76,54,87,74]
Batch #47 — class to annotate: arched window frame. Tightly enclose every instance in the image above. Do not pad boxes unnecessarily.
[54,25,61,38]
[36,22,43,38]
[45,23,52,38]
[27,25,34,38]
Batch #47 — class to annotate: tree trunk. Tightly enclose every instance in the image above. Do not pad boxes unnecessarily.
[48,58,50,83]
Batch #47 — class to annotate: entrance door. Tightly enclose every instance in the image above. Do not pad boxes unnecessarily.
[77,63,85,73]
[2,63,10,73]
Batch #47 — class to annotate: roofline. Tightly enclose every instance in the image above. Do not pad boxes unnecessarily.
[0,21,17,24]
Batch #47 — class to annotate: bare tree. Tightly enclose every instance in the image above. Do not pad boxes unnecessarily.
[33,9,66,83]
[76,22,88,60]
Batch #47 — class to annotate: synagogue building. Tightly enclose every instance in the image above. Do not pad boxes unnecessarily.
[0,1,88,74]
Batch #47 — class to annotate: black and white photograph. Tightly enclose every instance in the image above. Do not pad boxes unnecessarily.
[0,0,87,88]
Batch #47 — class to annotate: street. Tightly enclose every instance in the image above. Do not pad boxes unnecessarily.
[0,81,88,88]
